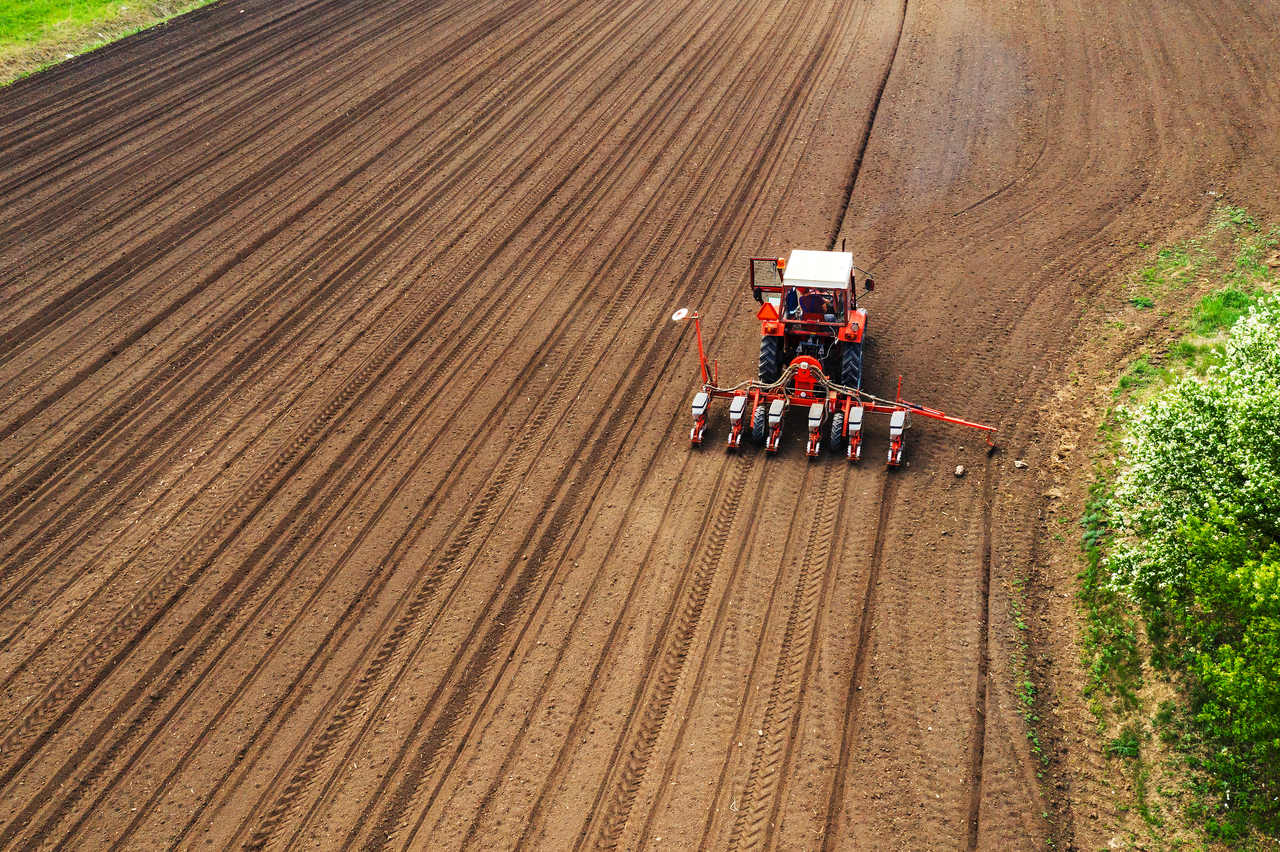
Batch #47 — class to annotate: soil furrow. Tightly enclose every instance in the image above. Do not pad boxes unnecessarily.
[3,0,1279,846]
[821,471,895,848]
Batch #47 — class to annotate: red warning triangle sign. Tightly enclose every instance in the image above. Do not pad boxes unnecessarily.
[756,301,779,321]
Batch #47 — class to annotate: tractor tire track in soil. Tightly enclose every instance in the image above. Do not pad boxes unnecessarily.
[821,470,896,850]
[0,0,766,835]
[727,459,846,851]
[588,452,757,851]
[965,459,996,850]
[0,0,651,684]
[2,0,1279,846]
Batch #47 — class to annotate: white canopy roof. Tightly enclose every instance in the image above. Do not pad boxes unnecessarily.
[782,250,853,290]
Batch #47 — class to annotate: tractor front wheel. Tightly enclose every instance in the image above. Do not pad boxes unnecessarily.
[758,336,782,384]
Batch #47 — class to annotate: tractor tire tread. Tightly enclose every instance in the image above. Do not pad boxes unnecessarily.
[828,411,845,453]
[758,336,781,384]
[751,404,768,445]
[841,339,863,389]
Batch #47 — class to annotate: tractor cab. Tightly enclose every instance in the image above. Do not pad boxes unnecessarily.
[750,250,872,388]
[781,250,851,319]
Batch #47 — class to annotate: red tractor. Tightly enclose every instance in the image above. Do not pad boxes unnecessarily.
[750,250,870,390]
[677,249,996,465]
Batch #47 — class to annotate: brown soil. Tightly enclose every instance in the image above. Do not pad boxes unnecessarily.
[0,0,1277,848]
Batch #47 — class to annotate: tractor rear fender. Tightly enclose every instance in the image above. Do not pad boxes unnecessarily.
[837,309,868,342]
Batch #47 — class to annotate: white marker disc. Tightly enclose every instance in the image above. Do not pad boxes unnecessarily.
[671,308,690,322]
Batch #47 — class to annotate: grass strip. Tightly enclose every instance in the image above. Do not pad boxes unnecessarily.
[0,0,218,85]
[1081,205,1280,846]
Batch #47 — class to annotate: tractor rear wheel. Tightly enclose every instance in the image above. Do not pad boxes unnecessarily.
[758,336,781,384]
[828,411,845,453]
[840,339,864,389]
[751,404,768,445]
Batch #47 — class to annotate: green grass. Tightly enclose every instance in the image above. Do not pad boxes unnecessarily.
[1211,204,1258,233]
[1107,724,1142,760]
[1111,219,1280,391]
[1133,242,1209,297]
[1114,354,1162,395]
[1192,287,1260,335]
[0,0,214,84]
[0,0,119,44]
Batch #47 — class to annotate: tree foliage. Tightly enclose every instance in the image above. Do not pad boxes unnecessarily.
[1105,295,1280,830]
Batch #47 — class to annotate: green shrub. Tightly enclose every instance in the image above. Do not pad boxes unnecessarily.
[1104,294,1280,831]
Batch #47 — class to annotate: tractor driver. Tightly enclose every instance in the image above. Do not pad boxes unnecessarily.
[799,288,827,317]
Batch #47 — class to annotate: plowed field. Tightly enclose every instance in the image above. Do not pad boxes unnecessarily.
[2,0,1278,847]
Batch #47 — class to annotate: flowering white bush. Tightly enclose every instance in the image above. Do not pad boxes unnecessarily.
[1108,295,1280,602]
[1102,294,1280,830]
